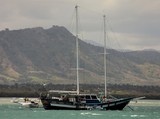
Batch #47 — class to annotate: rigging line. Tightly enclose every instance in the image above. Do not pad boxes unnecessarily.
[107,21,122,81]
[106,16,129,55]
[69,5,91,88]
[103,17,113,50]
[67,7,78,87]
[75,6,86,42]
[107,19,124,50]
[77,5,105,39]
[102,18,118,49]
[70,6,84,48]
[105,17,131,82]
[76,7,103,85]
[67,7,76,36]
[80,5,104,16]
[75,23,86,85]
[106,16,129,53]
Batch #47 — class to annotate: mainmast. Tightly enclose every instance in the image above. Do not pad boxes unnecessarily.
[75,5,79,95]
[103,15,107,97]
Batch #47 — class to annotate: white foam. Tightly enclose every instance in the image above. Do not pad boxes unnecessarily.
[131,115,138,117]
[81,112,102,116]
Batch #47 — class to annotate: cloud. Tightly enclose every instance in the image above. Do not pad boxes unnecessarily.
[0,0,160,50]
[0,0,76,29]
[107,32,160,50]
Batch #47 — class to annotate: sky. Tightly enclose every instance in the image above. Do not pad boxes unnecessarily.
[0,0,160,51]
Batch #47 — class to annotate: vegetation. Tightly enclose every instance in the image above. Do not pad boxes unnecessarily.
[0,84,159,99]
[0,26,160,85]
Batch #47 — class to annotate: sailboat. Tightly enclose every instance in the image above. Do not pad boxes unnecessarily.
[40,5,133,110]
[40,5,101,110]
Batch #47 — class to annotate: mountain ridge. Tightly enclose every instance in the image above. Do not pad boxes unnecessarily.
[0,26,160,85]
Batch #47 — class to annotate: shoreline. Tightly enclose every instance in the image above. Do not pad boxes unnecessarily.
[129,100,160,107]
[0,97,15,104]
[0,97,41,105]
[0,97,160,107]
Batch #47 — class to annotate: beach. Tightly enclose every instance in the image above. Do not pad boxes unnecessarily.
[129,99,160,107]
[0,98,14,104]
[0,97,41,105]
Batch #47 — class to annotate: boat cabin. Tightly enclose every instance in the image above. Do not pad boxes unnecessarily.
[41,90,101,106]
[76,94,101,106]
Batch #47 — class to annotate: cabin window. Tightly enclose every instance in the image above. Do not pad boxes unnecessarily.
[86,95,91,99]
[91,95,97,99]
[79,96,85,101]
[80,96,85,99]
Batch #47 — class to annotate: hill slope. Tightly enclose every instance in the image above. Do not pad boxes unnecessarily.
[0,26,160,85]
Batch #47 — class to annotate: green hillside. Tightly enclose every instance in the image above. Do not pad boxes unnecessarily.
[0,26,160,85]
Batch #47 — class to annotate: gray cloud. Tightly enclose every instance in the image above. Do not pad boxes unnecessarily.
[0,0,160,50]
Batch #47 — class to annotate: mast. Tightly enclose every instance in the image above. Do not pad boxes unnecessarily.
[103,15,107,97]
[75,5,79,95]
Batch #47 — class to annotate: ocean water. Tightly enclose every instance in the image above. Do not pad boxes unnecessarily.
[0,100,160,119]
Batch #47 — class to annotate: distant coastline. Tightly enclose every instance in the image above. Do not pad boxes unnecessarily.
[0,84,160,99]
[0,98,160,107]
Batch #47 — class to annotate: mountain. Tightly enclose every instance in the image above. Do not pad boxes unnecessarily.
[0,26,160,86]
[84,40,103,47]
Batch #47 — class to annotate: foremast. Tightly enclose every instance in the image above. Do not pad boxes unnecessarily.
[75,5,79,95]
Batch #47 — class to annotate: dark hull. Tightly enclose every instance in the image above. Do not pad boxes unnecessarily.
[100,97,133,110]
[43,105,87,110]
[41,97,133,110]
[41,99,87,110]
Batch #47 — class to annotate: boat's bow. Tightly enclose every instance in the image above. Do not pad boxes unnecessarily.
[99,97,133,110]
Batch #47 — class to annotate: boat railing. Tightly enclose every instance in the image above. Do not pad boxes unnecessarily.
[48,90,77,94]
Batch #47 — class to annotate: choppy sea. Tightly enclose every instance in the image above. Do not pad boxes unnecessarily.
[0,99,160,119]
